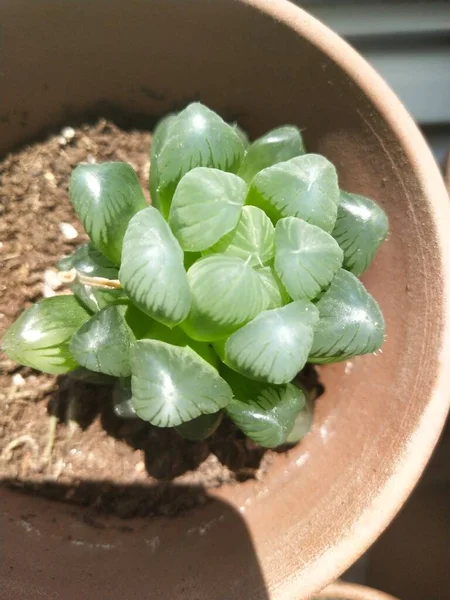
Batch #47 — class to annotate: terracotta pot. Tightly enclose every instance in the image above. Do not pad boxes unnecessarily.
[1,1,449,599]
[316,582,399,600]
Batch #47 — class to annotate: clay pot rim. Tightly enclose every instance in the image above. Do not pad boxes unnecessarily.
[243,0,450,593]
[316,581,400,600]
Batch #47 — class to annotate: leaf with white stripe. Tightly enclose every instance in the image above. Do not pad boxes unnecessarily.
[309,269,385,363]
[225,301,319,384]
[182,255,271,341]
[70,304,135,377]
[169,168,247,252]
[274,217,343,300]
[156,103,246,217]
[1,296,90,374]
[208,206,274,267]
[119,207,191,327]
[69,162,147,265]
[332,190,389,276]
[130,339,232,427]
[246,154,339,231]
[222,367,306,448]
[238,125,305,183]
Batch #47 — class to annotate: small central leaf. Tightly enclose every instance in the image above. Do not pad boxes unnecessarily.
[309,269,385,363]
[246,154,339,231]
[332,190,389,276]
[183,255,272,341]
[225,300,319,384]
[119,207,191,327]
[209,205,275,267]
[70,304,135,377]
[1,296,90,374]
[169,167,247,252]
[238,125,306,183]
[154,103,246,217]
[274,217,343,300]
[130,339,233,427]
[69,162,147,265]
[149,114,176,211]
[222,367,306,448]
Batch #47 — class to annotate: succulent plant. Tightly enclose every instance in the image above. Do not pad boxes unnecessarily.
[2,102,388,448]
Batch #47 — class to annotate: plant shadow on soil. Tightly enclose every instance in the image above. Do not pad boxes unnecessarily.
[2,373,275,519]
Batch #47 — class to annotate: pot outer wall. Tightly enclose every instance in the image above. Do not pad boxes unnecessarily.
[1,1,449,599]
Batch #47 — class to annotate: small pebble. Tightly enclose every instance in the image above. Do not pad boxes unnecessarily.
[59,222,78,240]
[57,136,67,146]
[44,171,55,182]
[12,373,26,387]
[43,269,62,297]
[61,126,75,140]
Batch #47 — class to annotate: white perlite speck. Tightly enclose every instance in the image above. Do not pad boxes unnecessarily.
[59,222,78,240]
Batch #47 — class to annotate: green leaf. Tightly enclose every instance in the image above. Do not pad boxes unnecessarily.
[130,339,233,427]
[69,162,147,265]
[208,205,274,267]
[149,114,176,211]
[246,154,339,231]
[113,378,137,419]
[155,103,246,217]
[309,269,385,363]
[224,301,319,384]
[274,217,343,300]
[1,296,90,374]
[183,255,271,341]
[69,304,135,377]
[222,368,306,448]
[238,126,305,183]
[169,167,247,252]
[285,396,313,444]
[256,265,291,308]
[58,243,125,312]
[175,412,223,441]
[332,190,389,276]
[119,207,191,327]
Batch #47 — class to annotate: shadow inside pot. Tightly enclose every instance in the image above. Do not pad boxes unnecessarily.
[0,479,270,600]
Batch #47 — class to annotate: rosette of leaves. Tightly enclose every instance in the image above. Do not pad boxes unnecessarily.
[2,102,388,448]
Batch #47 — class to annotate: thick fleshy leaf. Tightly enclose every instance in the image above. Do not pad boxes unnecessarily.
[183,255,271,341]
[169,168,247,252]
[1,296,90,374]
[285,396,314,444]
[69,162,147,265]
[113,378,138,419]
[225,301,319,384]
[238,126,305,183]
[69,304,135,377]
[58,243,125,312]
[222,368,306,448]
[208,206,274,267]
[274,217,343,300]
[119,207,191,327]
[309,269,385,363]
[149,114,176,211]
[256,265,291,308]
[332,190,389,276]
[246,154,339,231]
[175,412,223,441]
[154,103,246,217]
[130,340,233,427]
